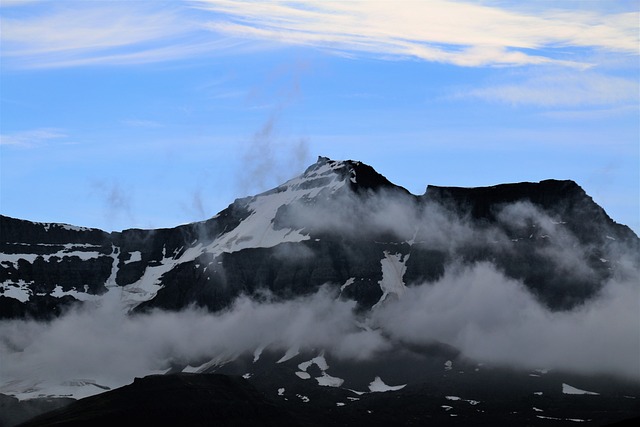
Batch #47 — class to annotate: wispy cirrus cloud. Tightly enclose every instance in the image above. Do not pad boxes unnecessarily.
[193,0,639,67]
[1,1,637,69]
[0,2,242,68]
[121,119,164,129]
[463,71,640,107]
[0,128,67,148]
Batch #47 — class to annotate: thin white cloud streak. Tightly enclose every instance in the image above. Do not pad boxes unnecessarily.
[0,128,67,147]
[1,1,636,69]
[194,0,639,67]
[465,71,640,107]
[121,119,164,129]
[1,6,181,55]
[0,2,245,68]
[539,105,640,120]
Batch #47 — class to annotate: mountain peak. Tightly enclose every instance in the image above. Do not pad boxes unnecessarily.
[301,156,406,194]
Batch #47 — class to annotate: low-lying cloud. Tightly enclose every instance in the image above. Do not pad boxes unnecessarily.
[0,258,637,394]
[374,261,639,378]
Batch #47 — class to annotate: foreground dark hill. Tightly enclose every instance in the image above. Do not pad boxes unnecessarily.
[16,374,299,427]
[14,370,640,427]
[1,156,637,319]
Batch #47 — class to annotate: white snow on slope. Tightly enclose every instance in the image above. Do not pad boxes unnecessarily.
[562,384,599,395]
[277,346,300,363]
[537,415,588,422]
[446,396,480,405]
[0,280,32,302]
[373,251,409,309]
[0,249,104,267]
[368,376,406,392]
[316,372,344,387]
[298,355,329,372]
[51,285,101,301]
[297,354,344,387]
[124,251,142,264]
[340,277,355,293]
[34,222,94,232]
[253,345,265,363]
[202,161,346,255]
[182,355,231,374]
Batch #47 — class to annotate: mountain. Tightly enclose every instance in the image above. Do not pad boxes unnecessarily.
[1,156,639,426]
[2,156,636,318]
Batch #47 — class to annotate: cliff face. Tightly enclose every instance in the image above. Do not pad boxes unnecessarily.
[424,179,636,245]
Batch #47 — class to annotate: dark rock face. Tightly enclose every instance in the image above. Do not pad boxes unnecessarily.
[1,156,638,318]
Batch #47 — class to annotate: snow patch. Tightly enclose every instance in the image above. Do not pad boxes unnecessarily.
[562,384,599,395]
[340,277,355,293]
[276,346,299,363]
[181,357,227,373]
[50,285,101,301]
[298,355,329,372]
[316,372,344,387]
[0,280,32,302]
[297,354,344,387]
[372,251,409,309]
[446,396,480,405]
[537,415,588,422]
[368,376,406,392]
[253,345,265,363]
[124,251,142,264]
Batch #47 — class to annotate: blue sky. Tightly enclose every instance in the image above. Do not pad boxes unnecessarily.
[1,0,638,233]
